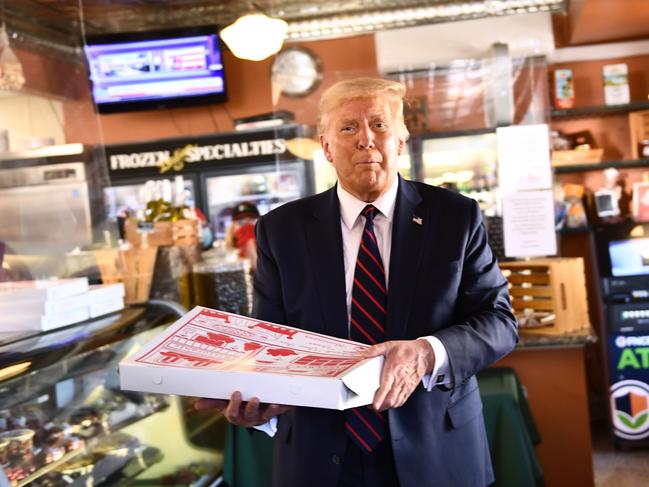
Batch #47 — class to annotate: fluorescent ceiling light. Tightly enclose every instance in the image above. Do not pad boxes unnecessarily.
[286,0,566,41]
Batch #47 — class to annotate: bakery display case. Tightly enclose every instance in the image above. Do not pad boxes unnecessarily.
[0,302,226,486]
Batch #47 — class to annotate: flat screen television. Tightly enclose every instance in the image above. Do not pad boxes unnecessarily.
[84,26,227,113]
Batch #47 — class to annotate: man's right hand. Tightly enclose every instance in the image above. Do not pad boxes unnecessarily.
[194,391,292,428]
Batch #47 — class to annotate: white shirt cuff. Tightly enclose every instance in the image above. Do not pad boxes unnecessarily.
[253,416,278,437]
[417,336,452,390]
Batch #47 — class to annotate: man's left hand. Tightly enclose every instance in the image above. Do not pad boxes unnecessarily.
[366,340,435,411]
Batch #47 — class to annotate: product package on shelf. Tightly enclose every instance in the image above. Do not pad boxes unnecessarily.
[603,63,630,105]
[0,278,91,331]
[149,245,201,310]
[628,109,649,159]
[119,307,383,410]
[552,68,575,109]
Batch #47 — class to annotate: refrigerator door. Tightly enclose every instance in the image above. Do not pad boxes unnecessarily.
[203,161,308,239]
[0,153,93,257]
[104,177,197,221]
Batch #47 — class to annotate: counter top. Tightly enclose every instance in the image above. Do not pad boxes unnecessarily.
[0,300,183,379]
[516,327,598,349]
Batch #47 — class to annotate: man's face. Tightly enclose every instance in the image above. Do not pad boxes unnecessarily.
[320,95,405,202]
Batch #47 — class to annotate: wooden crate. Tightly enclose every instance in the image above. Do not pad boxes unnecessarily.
[125,218,199,247]
[551,149,603,167]
[94,246,158,304]
[629,109,649,159]
[499,257,590,335]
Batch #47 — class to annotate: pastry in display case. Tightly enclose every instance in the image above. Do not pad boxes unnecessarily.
[0,302,226,486]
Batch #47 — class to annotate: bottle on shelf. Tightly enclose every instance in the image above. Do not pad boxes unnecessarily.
[171,175,191,221]
[155,179,173,222]
[143,180,159,223]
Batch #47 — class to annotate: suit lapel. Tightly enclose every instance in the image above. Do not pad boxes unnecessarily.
[305,187,349,340]
[386,178,428,341]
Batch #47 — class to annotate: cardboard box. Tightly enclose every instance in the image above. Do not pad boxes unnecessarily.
[0,304,90,331]
[119,307,383,410]
[89,297,125,318]
[0,278,88,302]
[0,279,91,331]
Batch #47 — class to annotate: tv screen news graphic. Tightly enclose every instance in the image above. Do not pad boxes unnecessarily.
[84,27,227,113]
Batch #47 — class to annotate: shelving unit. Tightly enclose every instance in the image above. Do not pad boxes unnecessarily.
[550,101,649,120]
[553,158,649,174]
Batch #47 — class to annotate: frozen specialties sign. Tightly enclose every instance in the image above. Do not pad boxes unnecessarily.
[104,125,300,179]
[119,307,383,410]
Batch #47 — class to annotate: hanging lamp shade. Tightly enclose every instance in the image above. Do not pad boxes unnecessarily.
[220,13,288,62]
[0,24,25,91]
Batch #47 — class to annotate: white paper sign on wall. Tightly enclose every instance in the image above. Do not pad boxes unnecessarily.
[497,124,552,194]
[503,190,557,258]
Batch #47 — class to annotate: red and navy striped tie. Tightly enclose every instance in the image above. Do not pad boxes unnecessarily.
[345,204,387,454]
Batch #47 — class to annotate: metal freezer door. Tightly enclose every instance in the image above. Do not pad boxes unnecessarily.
[0,182,92,255]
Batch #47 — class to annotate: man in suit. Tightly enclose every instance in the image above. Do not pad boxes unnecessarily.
[198,78,518,487]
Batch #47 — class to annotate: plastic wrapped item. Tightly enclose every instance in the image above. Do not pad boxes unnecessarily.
[563,183,588,228]
[0,24,25,91]
[150,245,201,309]
[192,258,253,316]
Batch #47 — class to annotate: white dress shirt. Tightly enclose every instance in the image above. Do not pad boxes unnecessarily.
[256,178,450,436]
[337,178,450,390]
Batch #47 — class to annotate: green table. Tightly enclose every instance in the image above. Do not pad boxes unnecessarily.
[224,367,543,487]
[477,367,544,487]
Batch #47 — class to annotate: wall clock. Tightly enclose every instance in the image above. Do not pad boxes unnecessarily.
[271,47,323,97]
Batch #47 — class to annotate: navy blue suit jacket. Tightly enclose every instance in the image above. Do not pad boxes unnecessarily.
[252,177,518,487]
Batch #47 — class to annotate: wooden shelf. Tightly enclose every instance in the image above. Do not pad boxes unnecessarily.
[551,101,649,120]
[558,226,593,234]
[553,158,649,173]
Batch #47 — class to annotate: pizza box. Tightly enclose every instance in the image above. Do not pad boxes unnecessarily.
[0,278,89,303]
[89,297,125,318]
[88,283,125,304]
[0,291,90,316]
[0,304,90,331]
[119,306,383,410]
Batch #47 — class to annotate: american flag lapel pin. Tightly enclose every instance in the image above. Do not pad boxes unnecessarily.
[412,215,423,225]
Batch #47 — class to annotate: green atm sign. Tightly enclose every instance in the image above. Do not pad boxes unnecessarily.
[612,335,649,374]
[618,347,649,370]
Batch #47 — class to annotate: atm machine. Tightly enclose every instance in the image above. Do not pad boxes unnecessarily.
[595,221,649,447]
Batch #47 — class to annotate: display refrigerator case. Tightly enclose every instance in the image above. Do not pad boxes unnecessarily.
[102,125,315,239]
[0,301,227,486]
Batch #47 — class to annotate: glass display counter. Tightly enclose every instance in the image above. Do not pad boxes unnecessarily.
[0,302,226,486]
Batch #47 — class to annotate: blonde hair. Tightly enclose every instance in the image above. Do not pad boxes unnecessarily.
[317,77,409,139]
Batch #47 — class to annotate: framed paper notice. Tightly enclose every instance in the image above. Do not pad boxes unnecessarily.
[503,190,557,258]
[497,124,552,194]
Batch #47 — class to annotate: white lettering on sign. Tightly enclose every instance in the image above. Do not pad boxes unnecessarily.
[110,138,288,173]
[616,335,649,348]
[110,151,171,170]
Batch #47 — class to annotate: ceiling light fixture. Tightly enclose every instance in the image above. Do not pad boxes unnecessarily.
[220,10,288,61]
[286,0,567,41]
